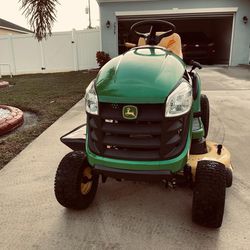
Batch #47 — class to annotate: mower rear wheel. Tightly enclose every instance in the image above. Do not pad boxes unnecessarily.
[54,151,99,209]
[200,94,209,138]
[192,160,226,228]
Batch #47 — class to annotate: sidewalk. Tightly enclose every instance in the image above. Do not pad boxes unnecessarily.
[0,100,85,249]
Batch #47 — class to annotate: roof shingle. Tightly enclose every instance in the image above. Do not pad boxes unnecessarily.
[0,18,32,33]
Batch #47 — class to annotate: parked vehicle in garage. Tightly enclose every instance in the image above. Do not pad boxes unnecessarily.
[54,20,233,228]
[180,32,216,64]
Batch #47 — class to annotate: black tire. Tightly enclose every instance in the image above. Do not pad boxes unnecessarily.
[225,168,233,188]
[54,151,99,209]
[200,94,210,138]
[192,160,226,228]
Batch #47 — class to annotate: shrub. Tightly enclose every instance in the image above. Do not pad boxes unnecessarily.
[96,51,111,68]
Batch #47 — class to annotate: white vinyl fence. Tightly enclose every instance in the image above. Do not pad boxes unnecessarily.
[0,29,101,76]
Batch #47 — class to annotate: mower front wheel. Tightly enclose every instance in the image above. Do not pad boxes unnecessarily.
[192,160,226,228]
[54,151,99,209]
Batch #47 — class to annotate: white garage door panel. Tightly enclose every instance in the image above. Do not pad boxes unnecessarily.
[116,7,238,18]
[117,13,234,21]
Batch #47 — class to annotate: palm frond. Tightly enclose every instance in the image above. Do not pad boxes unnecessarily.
[20,0,59,41]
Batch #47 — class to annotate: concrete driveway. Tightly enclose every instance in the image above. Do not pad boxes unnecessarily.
[0,67,250,250]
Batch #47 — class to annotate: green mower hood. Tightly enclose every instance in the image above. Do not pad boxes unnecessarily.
[95,47,185,103]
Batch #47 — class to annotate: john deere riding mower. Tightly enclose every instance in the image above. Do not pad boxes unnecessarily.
[54,20,233,228]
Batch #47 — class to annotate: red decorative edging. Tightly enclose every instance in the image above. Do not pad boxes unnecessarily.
[0,105,24,136]
[0,81,9,89]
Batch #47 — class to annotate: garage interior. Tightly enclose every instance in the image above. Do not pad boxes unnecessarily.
[118,14,233,65]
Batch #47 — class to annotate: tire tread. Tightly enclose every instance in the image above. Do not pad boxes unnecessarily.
[192,160,226,228]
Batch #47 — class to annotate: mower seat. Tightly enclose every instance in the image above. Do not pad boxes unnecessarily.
[138,33,183,58]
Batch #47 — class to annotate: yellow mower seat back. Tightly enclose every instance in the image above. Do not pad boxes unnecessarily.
[137,33,183,59]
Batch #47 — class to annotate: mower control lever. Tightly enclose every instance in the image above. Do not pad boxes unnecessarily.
[189,60,202,73]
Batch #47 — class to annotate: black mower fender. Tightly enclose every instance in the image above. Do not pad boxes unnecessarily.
[190,71,199,100]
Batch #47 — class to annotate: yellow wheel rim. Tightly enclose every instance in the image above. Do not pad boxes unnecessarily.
[80,167,93,195]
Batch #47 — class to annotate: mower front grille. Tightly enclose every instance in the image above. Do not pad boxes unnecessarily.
[87,103,190,161]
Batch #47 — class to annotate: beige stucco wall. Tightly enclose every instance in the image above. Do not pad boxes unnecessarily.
[0,28,25,35]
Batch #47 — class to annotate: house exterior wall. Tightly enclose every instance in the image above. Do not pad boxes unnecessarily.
[99,0,250,65]
[0,28,24,36]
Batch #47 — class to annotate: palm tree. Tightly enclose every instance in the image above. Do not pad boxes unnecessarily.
[20,0,59,41]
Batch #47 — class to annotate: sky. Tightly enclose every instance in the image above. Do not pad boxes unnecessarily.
[0,0,100,32]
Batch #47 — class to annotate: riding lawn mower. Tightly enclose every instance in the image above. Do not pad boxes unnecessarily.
[54,20,233,228]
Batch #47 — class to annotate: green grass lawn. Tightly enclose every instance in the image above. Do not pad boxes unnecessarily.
[0,70,97,169]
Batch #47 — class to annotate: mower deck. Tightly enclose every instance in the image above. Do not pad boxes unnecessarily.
[188,141,232,177]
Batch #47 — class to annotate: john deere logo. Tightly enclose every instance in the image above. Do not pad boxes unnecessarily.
[122,105,138,120]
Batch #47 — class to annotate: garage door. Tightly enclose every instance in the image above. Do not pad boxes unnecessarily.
[117,8,236,65]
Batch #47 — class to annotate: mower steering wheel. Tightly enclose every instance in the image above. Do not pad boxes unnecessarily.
[130,20,176,46]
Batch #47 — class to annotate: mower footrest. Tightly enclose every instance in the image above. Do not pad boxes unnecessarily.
[60,124,86,151]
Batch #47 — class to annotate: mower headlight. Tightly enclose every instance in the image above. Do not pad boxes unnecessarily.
[85,80,99,115]
[165,80,192,117]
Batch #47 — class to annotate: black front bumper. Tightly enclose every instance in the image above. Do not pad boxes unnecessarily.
[88,103,190,161]
[93,164,172,181]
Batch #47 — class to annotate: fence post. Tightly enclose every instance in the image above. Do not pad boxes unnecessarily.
[39,40,46,72]
[8,34,16,75]
[71,29,79,71]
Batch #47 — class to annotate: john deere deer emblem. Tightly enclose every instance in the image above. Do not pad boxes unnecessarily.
[122,105,138,120]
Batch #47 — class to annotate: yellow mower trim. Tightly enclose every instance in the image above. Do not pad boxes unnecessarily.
[188,141,232,178]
